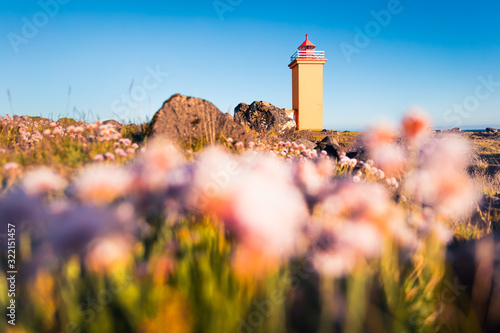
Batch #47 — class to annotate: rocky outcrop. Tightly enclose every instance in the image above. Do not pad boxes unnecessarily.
[316,136,340,159]
[234,101,296,134]
[446,230,500,332]
[149,94,248,142]
[294,138,316,150]
[103,119,122,128]
[346,147,367,161]
[486,127,498,133]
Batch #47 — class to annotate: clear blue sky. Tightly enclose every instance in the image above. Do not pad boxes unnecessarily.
[1,0,499,130]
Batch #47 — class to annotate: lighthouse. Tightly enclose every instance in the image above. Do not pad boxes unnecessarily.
[288,34,327,130]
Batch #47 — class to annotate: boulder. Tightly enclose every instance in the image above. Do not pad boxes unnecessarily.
[234,101,296,134]
[103,119,122,128]
[316,136,340,159]
[346,147,368,161]
[294,138,316,150]
[486,127,498,133]
[149,94,248,143]
[446,230,500,332]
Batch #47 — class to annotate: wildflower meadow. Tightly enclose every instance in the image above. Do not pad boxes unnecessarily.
[0,110,498,333]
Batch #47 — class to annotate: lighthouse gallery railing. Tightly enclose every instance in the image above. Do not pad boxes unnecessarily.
[290,50,325,62]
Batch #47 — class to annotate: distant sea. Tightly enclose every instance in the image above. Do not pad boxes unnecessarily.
[435,125,500,132]
[331,125,499,133]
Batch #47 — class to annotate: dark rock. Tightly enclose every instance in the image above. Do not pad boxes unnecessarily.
[486,127,498,133]
[149,94,248,142]
[316,136,341,159]
[234,101,296,134]
[103,119,122,128]
[446,230,500,332]
[346,147,367,161]
[488,165,500,176]
[450,127,462,133]
[320,136,340,147]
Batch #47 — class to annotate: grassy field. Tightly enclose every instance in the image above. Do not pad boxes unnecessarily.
[0,113,499,333]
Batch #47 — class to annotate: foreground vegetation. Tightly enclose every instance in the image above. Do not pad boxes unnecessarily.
[0,111,499,333]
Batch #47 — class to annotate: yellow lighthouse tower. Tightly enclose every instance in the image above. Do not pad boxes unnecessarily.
[288,34,327,130]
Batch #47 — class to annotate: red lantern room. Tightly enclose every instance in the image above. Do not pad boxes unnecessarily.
[290,34,325,61]
[299,34,316,58]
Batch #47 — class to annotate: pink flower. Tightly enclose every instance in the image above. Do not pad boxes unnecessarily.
[93,154,104,161]
[114,148,128,158]
[22,167,67,195]
[363,122,396,151]
[132,139,184,192]
[119,138,132,146]
[431,223,453,245]
[72,164,132,205]
[189,148,307,276]
[85,234,133,274]
[370,144,407,177]
[402,107,431,144]
[3,162,19,171]
[104,152,115,160]
[404,135,479,218]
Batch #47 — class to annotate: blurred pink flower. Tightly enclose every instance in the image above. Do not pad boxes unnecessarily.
[114,148,128,158]
[119,138,132,146]
[22,167,67,196]
[402,107,431,144]
[313,247,357,277]
[189,148,307,275]
[104,152,115,160]
[72,164,132,205]
[431,223,453,245]
[85,234,133,274]
[370,144,407,177]
[363,122,396,151]
[3,162,19,171]
[404,135,478,218]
